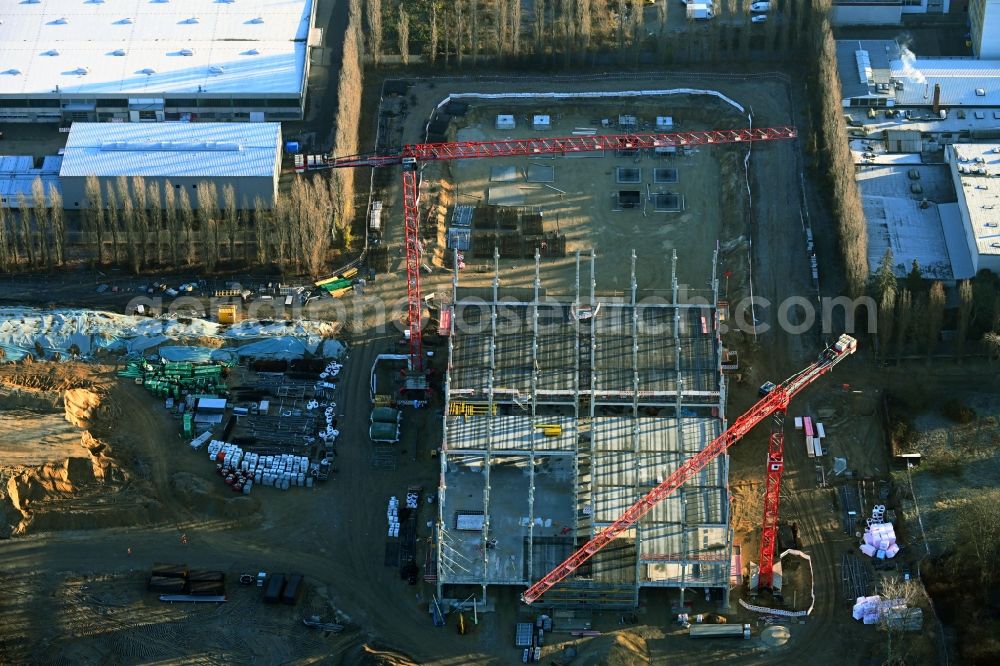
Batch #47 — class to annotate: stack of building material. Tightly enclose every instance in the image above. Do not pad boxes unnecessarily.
[852,595,917,629]
[387,496,399,537]
[206,440,313,492]
[853,595,886,624]
[860,520,899,559]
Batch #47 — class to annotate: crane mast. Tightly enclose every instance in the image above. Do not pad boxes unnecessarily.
[303,126,797,373]
[520,334,857,606]
[757,409,786,590]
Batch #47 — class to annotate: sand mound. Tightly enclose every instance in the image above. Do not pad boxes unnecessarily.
[63,388,103,427]
[4,430,131,534]
[351,644,419,666]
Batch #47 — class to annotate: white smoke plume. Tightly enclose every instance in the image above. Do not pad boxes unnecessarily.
[897,46,926,84]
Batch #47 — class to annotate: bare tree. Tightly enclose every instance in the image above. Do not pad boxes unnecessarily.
[105,182,121,266]
[366,0,382,66]
[177,186,196,266]
[164,180,179,268]
[984,331,1000,364]
[222,184,237,263]
[253,195,269,265]
[956,279,973,361]
[428,1,439,64]
[196,182,220,271]
[133,176,149,271]
[877,290,896,356]
[84,175,105,265]
[48,184,64,266]
[30,177,50,269]
[397,4,410,65]
[147,181,164,266]
[925,281,945,364]
[117,176,140,273]
[0,203,11,270]
[17,193,34,267]
[894,288,912,363]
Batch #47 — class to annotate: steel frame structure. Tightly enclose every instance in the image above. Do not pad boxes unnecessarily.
[521,336,856,605]
[311,126,797,374]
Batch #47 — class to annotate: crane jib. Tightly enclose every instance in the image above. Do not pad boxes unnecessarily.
[520,336,856,605]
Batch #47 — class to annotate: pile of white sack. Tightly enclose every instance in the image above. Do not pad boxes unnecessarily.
[852,595,905,625]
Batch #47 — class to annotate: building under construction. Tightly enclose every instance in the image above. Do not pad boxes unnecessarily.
[435,250,733,609]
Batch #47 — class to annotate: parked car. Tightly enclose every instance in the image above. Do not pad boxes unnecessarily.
[752,13,767,22]
[750,1,771,11]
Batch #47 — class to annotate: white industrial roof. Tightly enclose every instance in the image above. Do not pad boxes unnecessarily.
[949,143,1000,257]
[890,59,1000,107]
[0,0,312,96]
[59,122,280,178]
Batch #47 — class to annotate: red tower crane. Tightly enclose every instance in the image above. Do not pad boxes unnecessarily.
[520,334,858,606]
[303,126,798,372]
[757,409,786,590]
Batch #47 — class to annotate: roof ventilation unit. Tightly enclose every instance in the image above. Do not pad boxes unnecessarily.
[243,48,260,55]
[139,67,156,75]
[117,17,133,24]
[4,69,22,75]
[51,17,69,25]
[209,65,225,74]
[71,67,90,75]
[179,48,194,56]
[248,16,264,23]
[111,48,127,56]
[43,49,60,56]
[183,16,200,24]
[976,88,987,97]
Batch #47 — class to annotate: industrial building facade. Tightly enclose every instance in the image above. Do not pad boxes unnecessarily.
[59,122,282,210]
[0,0,316,123]
[970,0,1000,58]
[831,0,951,26]
[436,251,731,609]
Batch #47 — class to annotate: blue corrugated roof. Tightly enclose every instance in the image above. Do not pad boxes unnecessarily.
[891,58,1000,107]
[59,122,280,178]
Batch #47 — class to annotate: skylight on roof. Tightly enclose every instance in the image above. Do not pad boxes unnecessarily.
[182,16,200,24]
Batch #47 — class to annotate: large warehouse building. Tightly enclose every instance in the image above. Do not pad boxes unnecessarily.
[0,0,316,123]
[947,143,1000,274]
[436,252,732,609]
[59,122,282,210]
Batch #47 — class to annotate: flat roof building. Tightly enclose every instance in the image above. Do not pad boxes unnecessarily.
[0,0,316,123]
[59,122,281,209]
[0,155,62,209]
[947,143,1000,274]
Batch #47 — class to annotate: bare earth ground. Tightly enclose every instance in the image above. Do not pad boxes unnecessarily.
[0,72,931,664]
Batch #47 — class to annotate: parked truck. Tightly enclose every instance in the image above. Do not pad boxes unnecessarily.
[686,2,714,19]
[689,623,751,639]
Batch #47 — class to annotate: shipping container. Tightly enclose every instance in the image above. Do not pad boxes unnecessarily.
[263,574,286,603]
[794,416,803,429]
[187,570,225,583]
[803,417,814,438]
[188,581,226,596]
[148,576,187,593]
[816,422,826,439]
[281,574,303,605]
[813,438,823,457]
[151,563,189,579]
[371,407,402,424]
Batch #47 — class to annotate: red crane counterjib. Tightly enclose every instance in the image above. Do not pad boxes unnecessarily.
[402,126,797,162]
[328,126,798,168]
[520,336,856,605]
